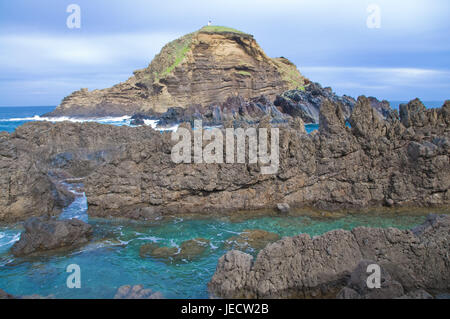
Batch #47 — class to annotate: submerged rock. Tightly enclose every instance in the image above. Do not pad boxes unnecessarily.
[178,238,210,260]
[209,214,450,299]
[11,217,93,257]
[140,238,210,262]
[0,289,53,299]
[274,82,356,124]
[224,229,280,252]
[114,285,163,299]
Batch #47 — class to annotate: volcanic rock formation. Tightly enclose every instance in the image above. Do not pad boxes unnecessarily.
[208,214,450,298]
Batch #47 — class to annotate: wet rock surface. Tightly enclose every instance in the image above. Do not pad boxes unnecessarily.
[208,214,450,299]
[224,229,280,252]
[140,238,210,262]
[136,82,364,127]
[11,217,93,257]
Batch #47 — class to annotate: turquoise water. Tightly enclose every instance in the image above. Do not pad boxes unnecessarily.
[0,192,427,298]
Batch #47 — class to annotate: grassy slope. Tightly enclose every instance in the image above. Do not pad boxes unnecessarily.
[199,25,247,34]
[272,57,306,90]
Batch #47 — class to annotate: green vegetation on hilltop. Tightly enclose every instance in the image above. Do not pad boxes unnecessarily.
[135,32,195,86]
[237,70,252,77]
[199,25,248,35]
[160,40,192,77]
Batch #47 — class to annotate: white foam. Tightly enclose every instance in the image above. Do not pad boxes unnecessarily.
[136,236,162,242]
[145,119,179,132]
[143,119,158,128]
[4,113,181,132]
[4,115,131,124]
[0,232,20,248]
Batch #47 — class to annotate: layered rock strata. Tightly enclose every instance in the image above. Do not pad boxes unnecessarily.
[45,27,306,118]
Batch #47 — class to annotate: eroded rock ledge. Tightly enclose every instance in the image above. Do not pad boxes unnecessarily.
[0,97,448,222]
[208,214,450,299]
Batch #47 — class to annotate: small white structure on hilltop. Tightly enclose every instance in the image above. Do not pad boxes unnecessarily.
[208,20,212,26]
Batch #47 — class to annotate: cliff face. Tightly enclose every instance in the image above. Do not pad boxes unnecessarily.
[46,27,306,117]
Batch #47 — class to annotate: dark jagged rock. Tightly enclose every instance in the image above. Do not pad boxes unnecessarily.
[208,214,450,299]
[400,98,450,132]
[367,96,396,119]
[156,95,289,127]
[274,82,356,124]
[319,99,348,135]
[11,217,93,257]
[153,82,360,127]
[0,131,76,222]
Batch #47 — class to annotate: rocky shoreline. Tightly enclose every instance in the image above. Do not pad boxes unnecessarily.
[0,97,448,223]
[209,214,450,299]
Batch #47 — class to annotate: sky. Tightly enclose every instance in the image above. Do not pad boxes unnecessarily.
[0,0,449,106]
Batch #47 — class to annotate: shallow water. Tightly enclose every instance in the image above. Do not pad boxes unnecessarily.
[0,205,428,298]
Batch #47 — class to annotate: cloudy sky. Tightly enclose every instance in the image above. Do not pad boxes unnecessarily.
[0,0,449,106]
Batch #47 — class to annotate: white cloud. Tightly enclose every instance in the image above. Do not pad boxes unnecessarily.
[0,32,180,73]
[301,66,450,100]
